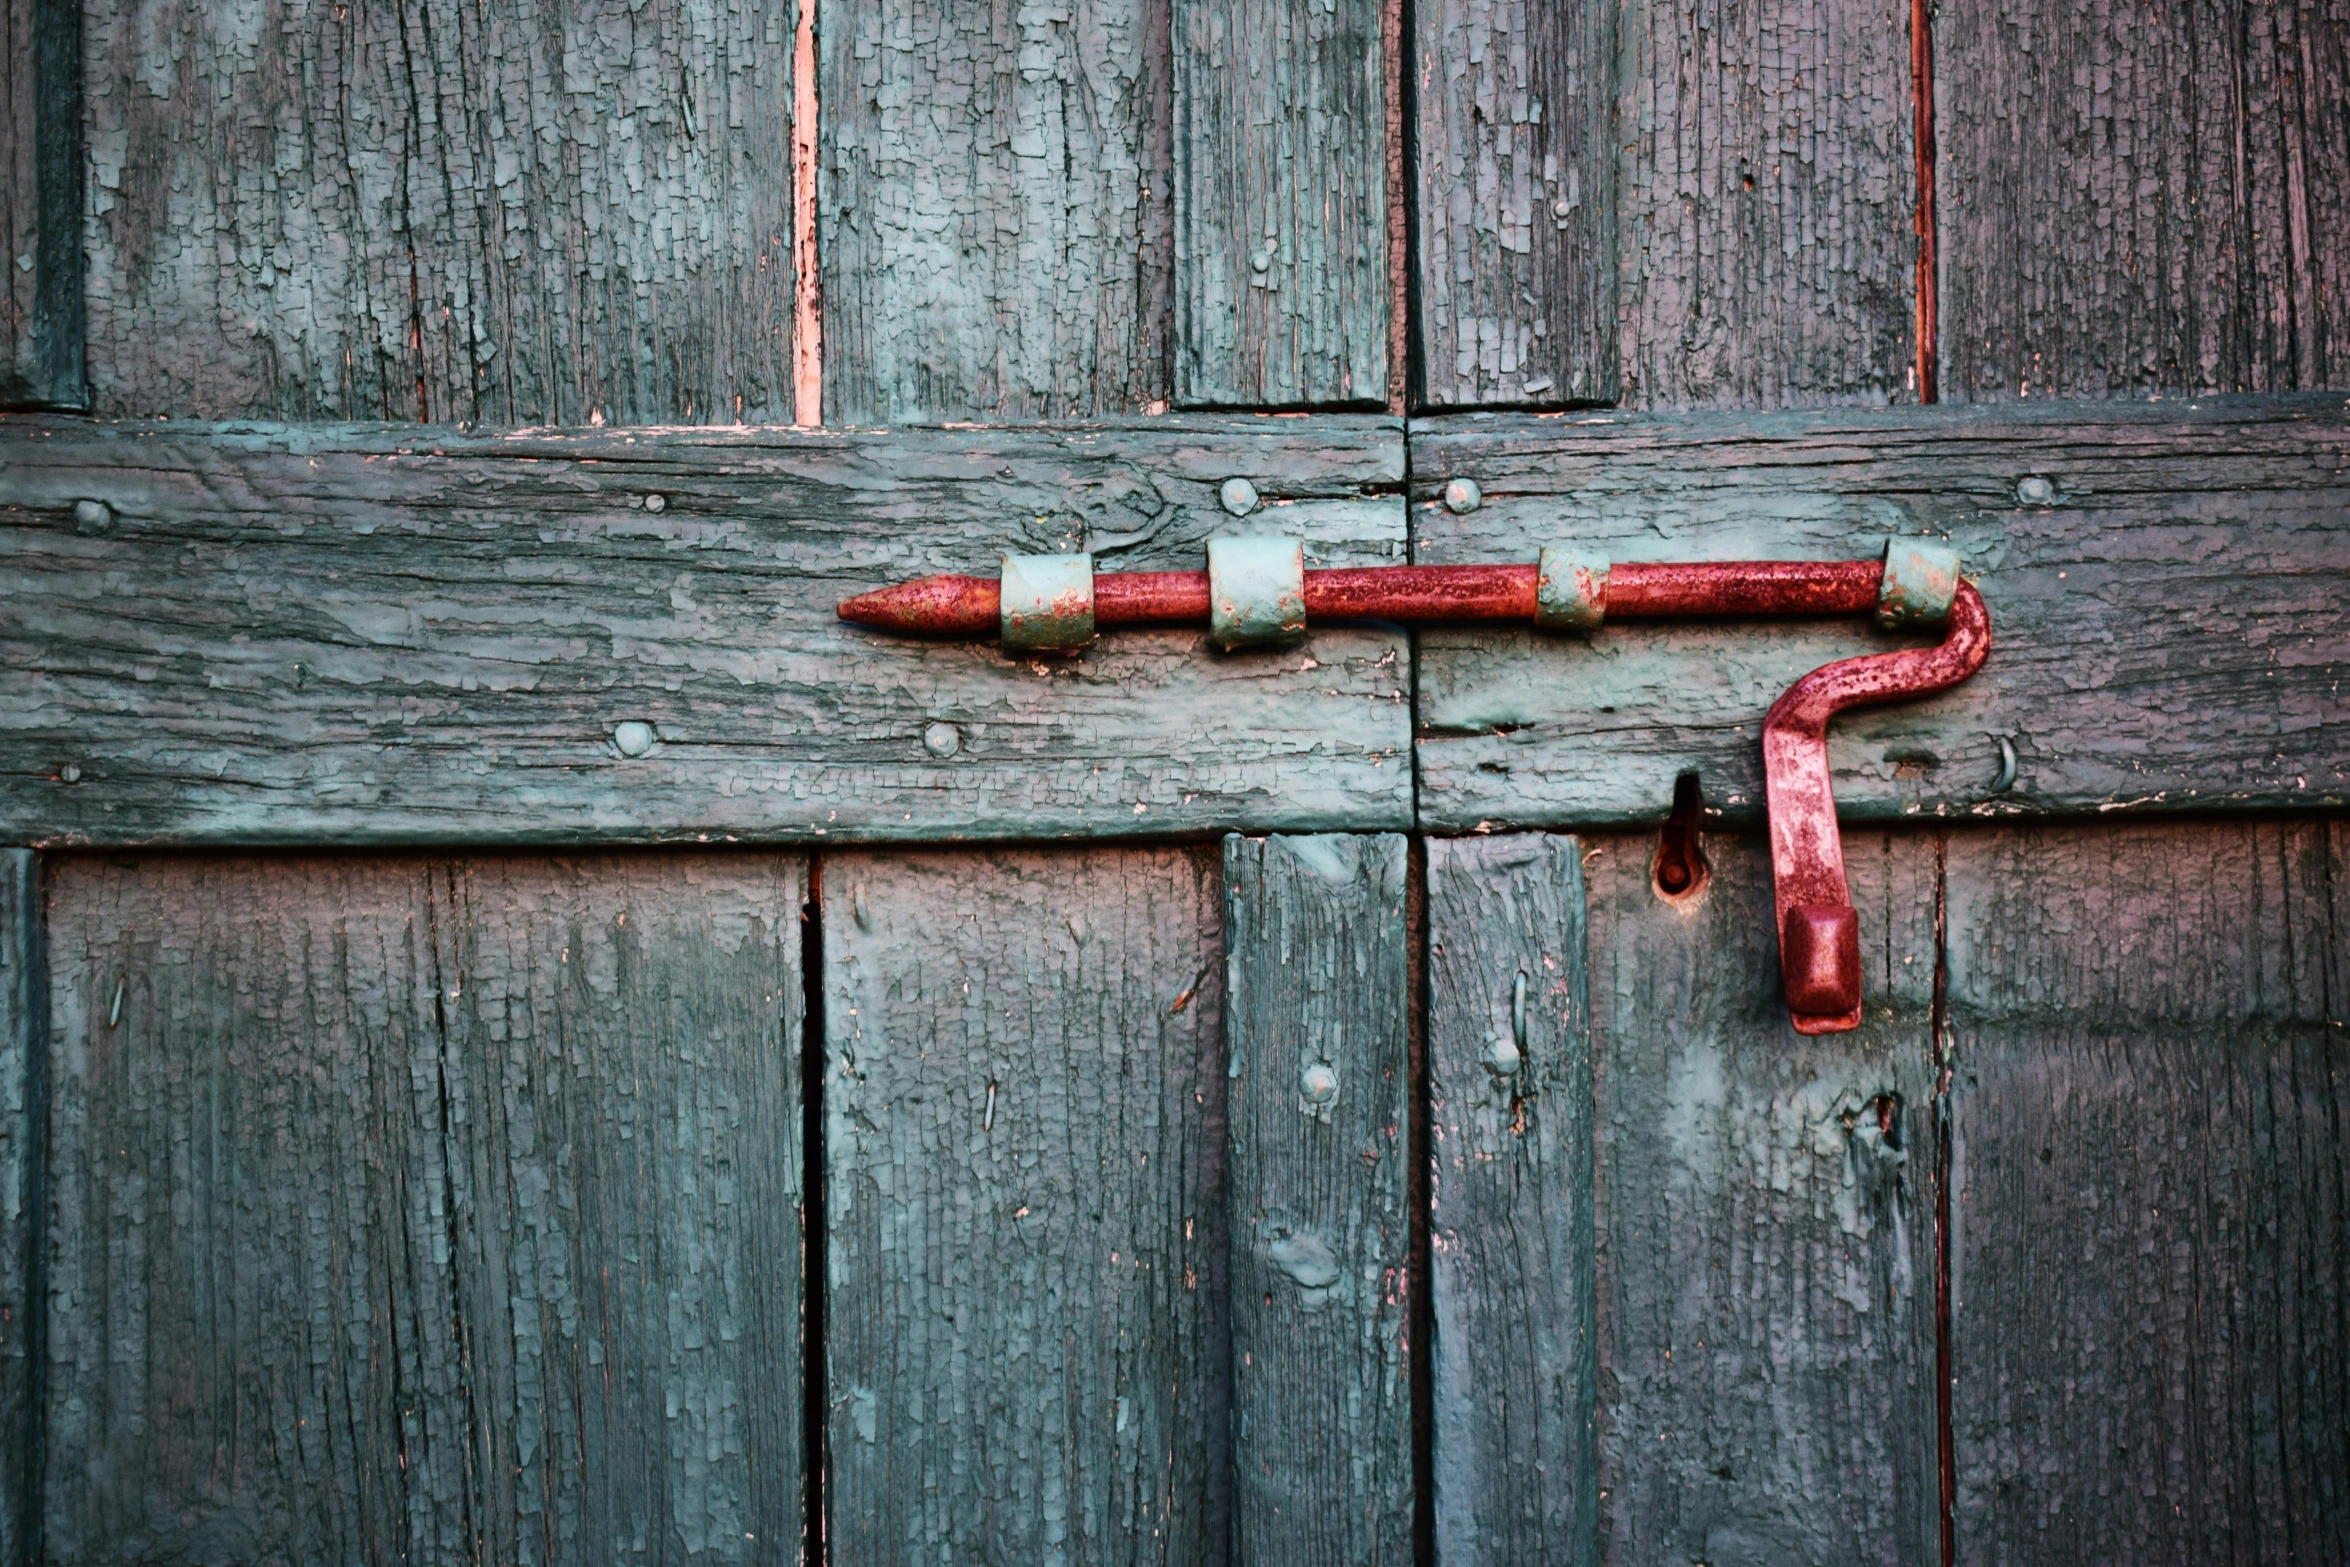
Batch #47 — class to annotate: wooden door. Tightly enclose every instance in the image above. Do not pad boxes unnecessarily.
[3,2,2346,1566]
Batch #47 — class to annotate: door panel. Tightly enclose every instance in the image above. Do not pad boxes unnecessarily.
[75,0,797,425]
[822,846,1228,1566]
[1426,834,1598,1567]
[0,850,32,1567]
[38,853,805,1564]
[0,417,1411,848]
[1587,829,1941,1567]
[1411,401,2350,830]
[1937,0,2350,402]
[1946,819,2350,1560]
[1223,833,1413,1563]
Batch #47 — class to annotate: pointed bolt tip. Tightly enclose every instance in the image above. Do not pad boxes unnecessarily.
[835,573,999,635]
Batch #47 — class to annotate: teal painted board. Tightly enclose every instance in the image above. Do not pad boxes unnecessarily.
[1223,833,1412,1565]
[823,847,1227,1567]
[821,0,1171,423]
[1937,0,2350,401]
[1615,0,1918,408]
[0,0,80,409]
[1410,398,2350,829]
[1945,820,2350,1561]
[0,417,1411,846]
[79,0,795,424]
[1411,0,1617,408]
[1425,834,1597,1567]
[1583,828,1938,1566]
[39,853,805,1565]
[1173,0,1390,407]
[0,849,35,1567]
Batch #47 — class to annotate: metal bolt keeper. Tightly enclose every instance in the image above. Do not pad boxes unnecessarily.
[1535,547,1611,631]
[1207,535,1307,649]
[1876,539,1962,630]
[1000,552,1096,652]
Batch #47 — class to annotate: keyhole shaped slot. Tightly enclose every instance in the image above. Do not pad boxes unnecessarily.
[1653,772,1711,901]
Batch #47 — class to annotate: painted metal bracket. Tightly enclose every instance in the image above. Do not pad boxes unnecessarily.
[840,538,1992,1035]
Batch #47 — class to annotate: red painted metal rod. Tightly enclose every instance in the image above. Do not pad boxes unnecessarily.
[837,560,1884,635]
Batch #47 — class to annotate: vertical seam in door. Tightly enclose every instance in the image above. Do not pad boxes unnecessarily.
[800,856,827,1564]
[1910,0,1939,404]
[792,0,823,427]
[1930,830,1955,1566]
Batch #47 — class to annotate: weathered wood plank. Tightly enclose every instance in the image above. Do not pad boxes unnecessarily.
[0,849,37,1567]
[0,0,81,410]
[1173,0,1390,407]
[1410,0,1615,409]
[1616,0,1919,408]
[821,0,1170,423]
[40,852,805,1564]
[823,847,1226,1566]
[1412,398,2350,830]
[1584,828,1938,1566]
[1223,833,1412,1564]
[1937,0,2350,401]
[1944,819,2350,1561]
[80,0,795,424]
[0,417,1411,845]
[1425,834,1596,1567]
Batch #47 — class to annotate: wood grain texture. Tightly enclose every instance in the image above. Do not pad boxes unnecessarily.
[821,0,1171,423]
[0,417,1410,846]
[1938,0,2350,401]
[1410,0,1616,409]
[0,0,81,410]
[1425,834,1596,1567]
[1945,819,2350,1562]
[823,847,1226,1567]
[40,852,806,1565]
[1223,833,1412,1565]
[1411,399,2350,830]
[1615,0,1919,408]
[0,849,36,1567]
[80,0,795,424]
[1584,828,1939,1567]
[1173,0,1390,408]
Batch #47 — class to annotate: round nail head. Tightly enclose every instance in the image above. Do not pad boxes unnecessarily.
[1250,250,1271,274]
[1443,477,1482,514]
[72,499,111,535]
[1300,1062,1339,1104]
[2016,475,2055,505]
[59,764,81,784]
[1484,1035,1521,1076]
[644,493,666,513]
[923,721,962,758]
[1552,198,1572,219]
[613,721,657,757]
[1219,477,1260,517]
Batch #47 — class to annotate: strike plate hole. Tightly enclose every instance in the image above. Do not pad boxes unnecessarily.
[1653,772,1711,902]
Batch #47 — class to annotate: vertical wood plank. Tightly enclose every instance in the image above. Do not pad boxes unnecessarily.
[1411,0,1617,408]
[80,0,795,424]
[1937,1,2350,401]
[1,0,82,409]
[820,0,1172,424]
[1174,0,1390,407]
[1224,832,1412,1564]
[1426,834,1597,1567]
[1616,0,1919,407]
[0,850,38,1567]
[39,853,804,1564]
[1584,829,1939,1566]
[824,847,1226,1567]
[1945,820,2350,1561]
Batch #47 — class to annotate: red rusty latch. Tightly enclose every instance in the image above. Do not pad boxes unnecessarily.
[840,541,1990,1034]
